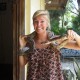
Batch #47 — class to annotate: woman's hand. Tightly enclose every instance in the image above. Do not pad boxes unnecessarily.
[19,35,27,49]
[67,30,80,47]
[67,30,77,41]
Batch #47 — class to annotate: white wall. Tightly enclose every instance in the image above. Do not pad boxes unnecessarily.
[25,0,31,34]
[30,0,41,33]
[25,0,45,34]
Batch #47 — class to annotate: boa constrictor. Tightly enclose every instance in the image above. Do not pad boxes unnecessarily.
[41,34,68,50]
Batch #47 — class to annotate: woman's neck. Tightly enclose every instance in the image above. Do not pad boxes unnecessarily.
[34,32,48,43]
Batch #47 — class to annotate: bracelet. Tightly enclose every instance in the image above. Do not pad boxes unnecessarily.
[20,47,30,53]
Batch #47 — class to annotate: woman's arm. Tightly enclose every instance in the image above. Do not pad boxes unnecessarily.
[64,30,80,50]
[19,55,27,68]
[19,35,28,68]
[19,35,27,49]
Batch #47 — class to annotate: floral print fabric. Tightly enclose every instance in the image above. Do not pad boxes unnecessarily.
[26,45,64,80]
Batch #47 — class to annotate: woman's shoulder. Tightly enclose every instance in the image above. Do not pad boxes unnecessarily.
[47,30,54,39]
[47,30,61,40]
[27,31,36,38]
[20,31,35,39]
[19,31,35,43]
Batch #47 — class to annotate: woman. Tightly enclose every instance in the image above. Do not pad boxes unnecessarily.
[19,10,80,80]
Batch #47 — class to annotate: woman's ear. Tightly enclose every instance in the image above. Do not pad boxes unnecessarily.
[46,27,51,31]
[46,27,48,30]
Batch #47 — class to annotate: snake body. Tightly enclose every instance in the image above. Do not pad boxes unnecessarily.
[20,33,69,54]
[41,34,68,50]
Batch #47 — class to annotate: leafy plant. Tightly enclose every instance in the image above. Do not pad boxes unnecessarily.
[63,69,75,80]
[73,58,80,80]
[62,58,80,80]
[49,0,80,35]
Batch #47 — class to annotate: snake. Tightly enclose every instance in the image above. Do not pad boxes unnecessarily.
[20,34,69,54]
[41,34,68,50]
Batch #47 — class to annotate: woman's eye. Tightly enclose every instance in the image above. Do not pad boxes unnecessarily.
[33,20,45,24]
[41,21,44,23]
[34,21,38,23]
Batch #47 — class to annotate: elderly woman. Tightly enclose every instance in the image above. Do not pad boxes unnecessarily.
[19,10,80,80]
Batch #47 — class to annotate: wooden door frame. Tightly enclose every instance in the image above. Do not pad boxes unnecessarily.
[13,0,25,80]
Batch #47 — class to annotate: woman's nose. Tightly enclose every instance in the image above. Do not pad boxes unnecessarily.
[37,22,41,26]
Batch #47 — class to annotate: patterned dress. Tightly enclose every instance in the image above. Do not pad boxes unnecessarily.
[19,31,64,80]
[26,45,64,80]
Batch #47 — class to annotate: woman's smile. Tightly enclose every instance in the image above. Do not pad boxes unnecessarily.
[33,15,48,33]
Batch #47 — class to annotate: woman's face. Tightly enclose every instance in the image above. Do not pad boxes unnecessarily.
[33,15,48,34]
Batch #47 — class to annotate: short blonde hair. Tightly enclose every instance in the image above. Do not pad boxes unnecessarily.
[32,10,51,30]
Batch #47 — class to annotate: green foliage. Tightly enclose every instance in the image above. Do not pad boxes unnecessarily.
[73,58,80,80]
[63,69,75,80]
[64,0,80,34]
[72,13,80,35]
[49,0,80,35]
[49,10,67,35]
[50,18,59,34]
[63,58,80,80]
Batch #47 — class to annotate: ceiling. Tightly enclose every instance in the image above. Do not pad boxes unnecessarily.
[45,0,68,10]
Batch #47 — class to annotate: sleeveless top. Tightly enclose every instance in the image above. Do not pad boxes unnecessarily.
[19,31,64,80]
